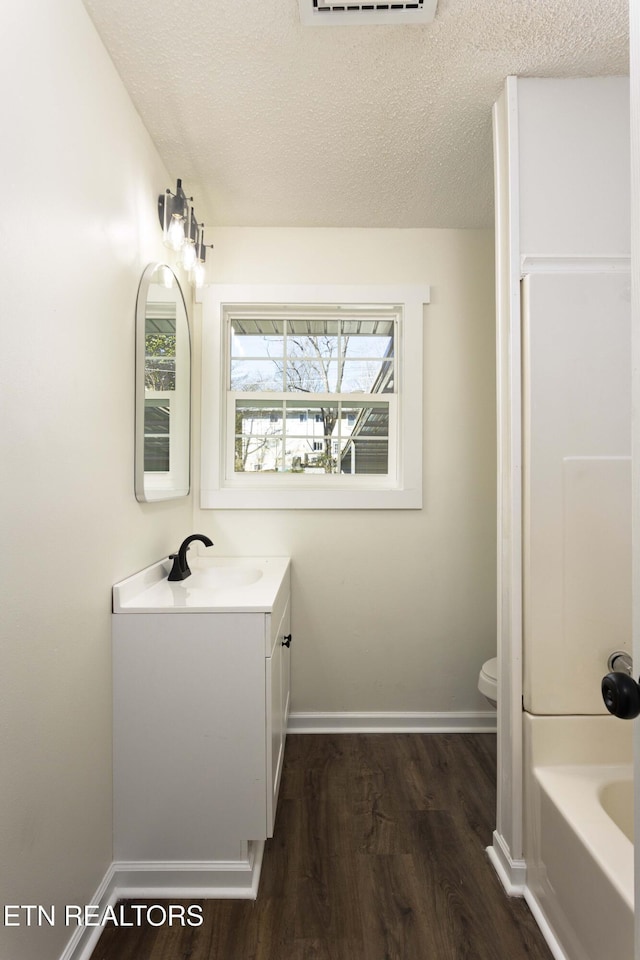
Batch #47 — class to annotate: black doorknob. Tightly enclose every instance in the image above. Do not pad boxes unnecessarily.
[282,634,292,648]
[601,672,640,720]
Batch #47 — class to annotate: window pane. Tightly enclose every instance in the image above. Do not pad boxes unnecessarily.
[231,359,284,391]
[235,437,282,472]
[283,439,337,474]
[286,320,340,358]
[341,438,389,475]
[341,359,394,392]
[286,360,339,393]
[144,437,170,472]
[342,324,394,392]
[145,324,176,391]
[145,311,177,391]
[340,402,389,433]
[144,401,171,471]
[234,401,283,472]
[235,401,283,430]
[342,331,394,359]
[144,400,170,434]
[341,317,395,337]
[339,402,389,474]
[284,402,339,473]
[285,401,337,433]
[231,318,284,358]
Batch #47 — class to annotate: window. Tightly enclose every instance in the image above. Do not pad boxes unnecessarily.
[201,284,429,509]
[142,307,177,478]
[231,313,393,476]
[143,399,170,471]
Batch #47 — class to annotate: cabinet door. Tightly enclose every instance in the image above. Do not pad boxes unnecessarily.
[282,603,291,741]
[113,611,267,860]
[266,596,290,837]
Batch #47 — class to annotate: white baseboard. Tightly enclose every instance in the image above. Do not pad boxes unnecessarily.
[288,710,497,734]
[523,888,570,960]
[58,843,264,960]
[486,830,527,896]
[487,834,569,960]
[58,864,119,960]
[113,842,264,899]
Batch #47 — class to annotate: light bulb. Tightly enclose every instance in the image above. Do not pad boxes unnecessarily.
[167,215,185,251]
[192,261,206,288]
[182,242,197,271]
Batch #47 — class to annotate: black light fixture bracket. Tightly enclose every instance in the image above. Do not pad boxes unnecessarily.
[157,178,192,232]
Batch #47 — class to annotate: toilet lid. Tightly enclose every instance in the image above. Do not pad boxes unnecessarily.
[481,657,498,683]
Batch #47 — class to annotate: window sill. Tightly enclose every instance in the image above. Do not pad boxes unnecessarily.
[200,484,422,510]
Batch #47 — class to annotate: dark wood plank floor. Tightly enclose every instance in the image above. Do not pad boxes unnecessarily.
[92,734,553,960]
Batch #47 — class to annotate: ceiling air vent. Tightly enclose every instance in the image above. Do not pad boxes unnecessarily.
[298,0,437,26]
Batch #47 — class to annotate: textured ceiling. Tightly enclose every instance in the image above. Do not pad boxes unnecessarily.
[81,0,628,228]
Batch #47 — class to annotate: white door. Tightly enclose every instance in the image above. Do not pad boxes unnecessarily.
[631,5,640,959]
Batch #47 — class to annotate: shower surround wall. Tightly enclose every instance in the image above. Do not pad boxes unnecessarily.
[492,76,632,957]
[514,78,632,717]
[522,272,631,715]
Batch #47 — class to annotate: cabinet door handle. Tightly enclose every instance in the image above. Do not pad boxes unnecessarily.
[282,634,292,647]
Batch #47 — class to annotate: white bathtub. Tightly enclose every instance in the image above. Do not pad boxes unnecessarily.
[524,715,634,960]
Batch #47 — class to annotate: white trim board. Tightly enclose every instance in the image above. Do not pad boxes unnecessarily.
[113,847,264,899]
[520,255,630,275]
[486,830,527,897]
[486,834,568,960]
[57,865,119,960]
[523,889,571,960]
[288,711,497,734]
[57,845,264,960]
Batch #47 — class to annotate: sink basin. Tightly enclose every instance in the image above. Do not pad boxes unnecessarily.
[113,556,289,613]
[192,564,263,588]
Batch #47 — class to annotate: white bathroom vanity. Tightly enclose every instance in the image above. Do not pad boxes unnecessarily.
[111,556,291,897]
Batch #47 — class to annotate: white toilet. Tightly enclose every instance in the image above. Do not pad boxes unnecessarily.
[478,657,498,708]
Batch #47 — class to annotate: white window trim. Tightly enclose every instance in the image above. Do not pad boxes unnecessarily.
[200,283,429,509]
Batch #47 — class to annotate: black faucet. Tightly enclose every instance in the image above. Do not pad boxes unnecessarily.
[168,534,214,581]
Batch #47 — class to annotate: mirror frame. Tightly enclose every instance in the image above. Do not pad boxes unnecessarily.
[134,262,191,502]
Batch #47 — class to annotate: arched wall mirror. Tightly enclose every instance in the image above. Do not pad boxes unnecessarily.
[135,263,191,502]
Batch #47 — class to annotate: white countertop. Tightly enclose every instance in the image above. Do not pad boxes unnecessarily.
[113,556,290,613]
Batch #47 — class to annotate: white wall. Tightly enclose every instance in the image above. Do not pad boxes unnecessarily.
[194,228,497,716]
[0,3,193,958]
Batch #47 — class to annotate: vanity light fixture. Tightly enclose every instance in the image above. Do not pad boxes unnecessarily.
[181,206,199,272]
[192,228,214,289]
[158,178,213,287]
[158,179,191,252]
